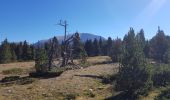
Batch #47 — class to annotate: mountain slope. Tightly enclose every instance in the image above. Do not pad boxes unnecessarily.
[35,33,105,46]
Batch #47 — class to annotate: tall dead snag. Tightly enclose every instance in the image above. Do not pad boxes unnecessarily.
[57,20,86,67]
[61,32,80,67]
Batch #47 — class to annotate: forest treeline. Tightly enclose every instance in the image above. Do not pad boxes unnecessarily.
[0,27,169,64]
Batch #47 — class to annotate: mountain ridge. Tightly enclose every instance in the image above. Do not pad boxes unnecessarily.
[34,33,105,46]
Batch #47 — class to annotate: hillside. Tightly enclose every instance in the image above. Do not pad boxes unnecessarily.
[34,33,105,46]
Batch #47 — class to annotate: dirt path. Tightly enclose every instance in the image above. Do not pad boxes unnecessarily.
[0,63,118,100]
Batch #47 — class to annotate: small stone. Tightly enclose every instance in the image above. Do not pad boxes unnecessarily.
[89,89,93,91]
[8,89,12,93]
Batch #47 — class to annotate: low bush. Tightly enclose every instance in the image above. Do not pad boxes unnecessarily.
[152,64,170,87]
[155,88,170,100]
[102,74,117,84]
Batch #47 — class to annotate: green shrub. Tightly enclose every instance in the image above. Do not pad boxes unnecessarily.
[152,64,170,87]
[155,88,170,100]
[102,74,117,84]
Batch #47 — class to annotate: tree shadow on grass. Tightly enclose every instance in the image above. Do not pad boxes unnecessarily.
[93,61,113,65]
[105,91,137,100]
[0,76,35,86]
[29,71,63,79]
[75,74,117,84]
[74,74,104,80]
[0,71,64,86]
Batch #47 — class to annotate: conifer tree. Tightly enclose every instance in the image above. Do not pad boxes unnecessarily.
[93,38,100,56]
[110,38,122,62]
[16,42,23,61]
[99,37,103,55]
[106,37,113,56]
[0,39,12,63]
[136,29,146,50]
[84,39,94,56]
[47,36,60,70]
[116,28,152,98]
[163,47,170,64]
[10,43,17,61]
[150,27,168,61]
[35,45,48,72]
[72,34,82,58]
[22,40,32,60]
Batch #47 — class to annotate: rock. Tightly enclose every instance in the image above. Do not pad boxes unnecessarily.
[8,89,12,93]
[89,89,93,91]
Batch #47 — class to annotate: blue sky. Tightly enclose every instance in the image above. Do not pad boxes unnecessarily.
[0,0,170,43]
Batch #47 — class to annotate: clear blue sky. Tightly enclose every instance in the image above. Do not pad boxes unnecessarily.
[0,0,170,43]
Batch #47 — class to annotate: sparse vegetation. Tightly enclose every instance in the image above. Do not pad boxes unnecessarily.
[83,90,95,98]
[155,88,170,100]
[152,64,170,87]
[2,67,34,75]
[2,68,24,75]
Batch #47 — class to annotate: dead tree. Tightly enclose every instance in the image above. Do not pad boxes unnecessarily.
[61,32,80,67]
[57,20,86,67]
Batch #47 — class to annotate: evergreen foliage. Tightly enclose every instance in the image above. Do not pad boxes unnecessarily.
[149,27,168,62]
[116,28,152,98]
[34,46,48,72]
[110,38,122,62]
[0,39,12,63]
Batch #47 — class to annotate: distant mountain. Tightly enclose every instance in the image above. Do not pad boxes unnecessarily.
[34,33,105,47]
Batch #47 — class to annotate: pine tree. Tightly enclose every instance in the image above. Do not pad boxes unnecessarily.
[150,27,168,62]
[106,37,113,56]
[93,38,100,56]
[110,38,122,62]
[16,42,23,61]
[116,28,152,98]
[144,41,151,58]
[22,40,32,60]
[35,45,48,72]
[0,39,12,63]
[10,43,17,61]
[84,39,94,56]
[47,36,60,70]
[30,44,35,60]
[163,47,170,64]
[136,29,146,50]
[72,33,82,58]
[99,37,103,55]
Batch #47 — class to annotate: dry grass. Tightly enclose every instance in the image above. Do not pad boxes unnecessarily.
[0,61,34,73]
[0,56,118,100]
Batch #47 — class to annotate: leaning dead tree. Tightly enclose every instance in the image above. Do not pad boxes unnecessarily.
[34,20,86,73]
[58,20,81,67]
